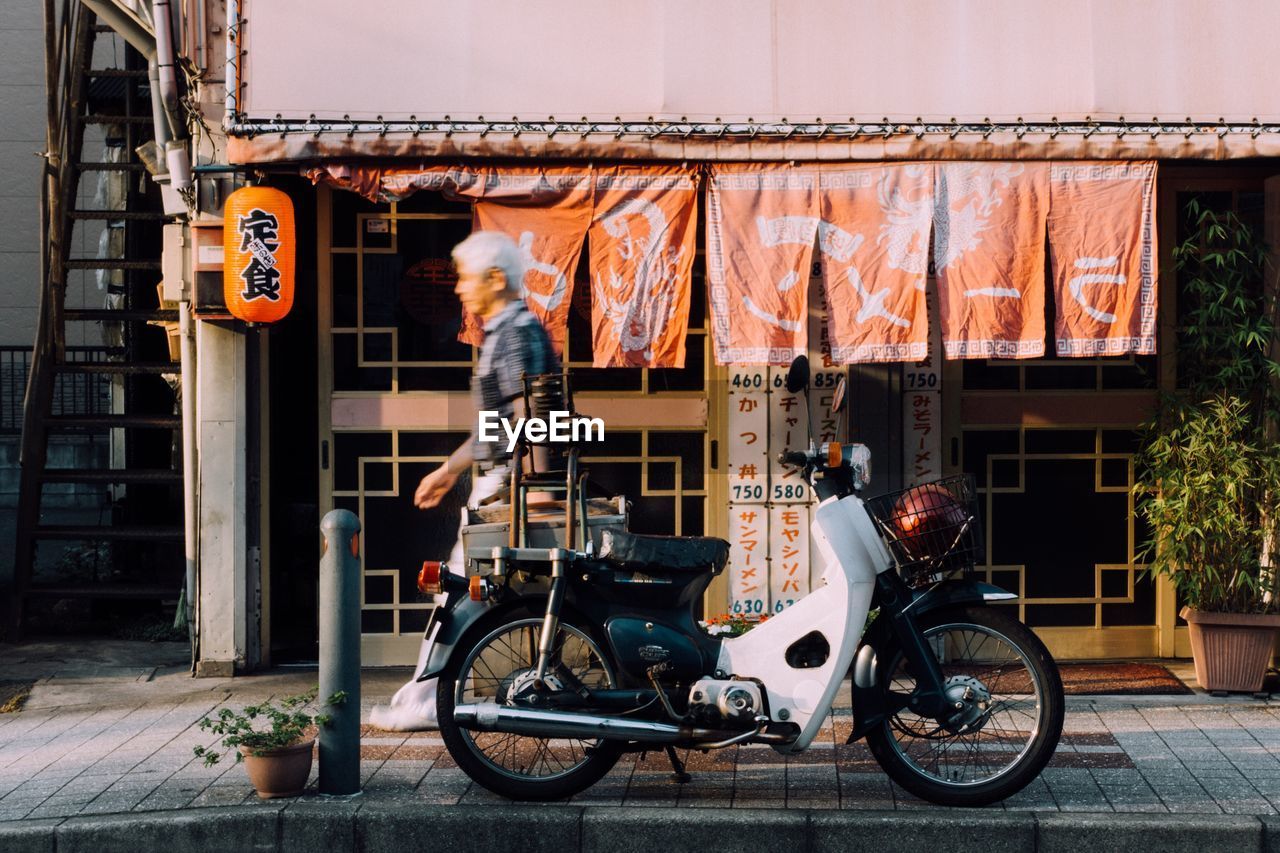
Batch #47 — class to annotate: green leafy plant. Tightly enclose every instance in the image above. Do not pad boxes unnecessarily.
[1134,202,1280,614]
[192,687,346,765]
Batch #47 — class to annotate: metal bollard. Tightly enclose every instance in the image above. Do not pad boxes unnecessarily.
[319,509,362,796]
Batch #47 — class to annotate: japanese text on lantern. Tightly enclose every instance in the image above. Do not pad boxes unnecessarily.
[237,208,282,302]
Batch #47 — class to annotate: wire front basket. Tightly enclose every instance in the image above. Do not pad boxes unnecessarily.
[863,474,984,587]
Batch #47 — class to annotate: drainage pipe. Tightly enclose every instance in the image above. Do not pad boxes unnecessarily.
[152,0,191,191]
[180,302,198,665]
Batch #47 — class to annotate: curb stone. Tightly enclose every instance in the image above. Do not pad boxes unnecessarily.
[356,803,580,853]
[810,811,1036,853]
[1,805,1277,852]
[1036,811,1261,853]
[581,808,808,853]
[282,800,360,853]
[1261,815,1280,853]
[56,805,285,853]
[0,818,60,853]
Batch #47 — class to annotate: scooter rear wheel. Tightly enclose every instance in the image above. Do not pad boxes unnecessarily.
[437,613,624,801]
[865,605,1064,807]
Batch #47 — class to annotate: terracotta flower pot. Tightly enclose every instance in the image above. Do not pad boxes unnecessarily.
[1180,607,1280,693]
[238,738,315,799]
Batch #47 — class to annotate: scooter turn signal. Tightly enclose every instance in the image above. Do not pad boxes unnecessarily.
[417,560,443,595]
[827,441,843,468]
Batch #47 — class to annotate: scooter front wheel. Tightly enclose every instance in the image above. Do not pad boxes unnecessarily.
[437,613,624,801]
[865,605,1064,807]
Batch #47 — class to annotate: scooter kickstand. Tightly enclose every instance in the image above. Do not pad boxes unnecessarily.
[664,746,692,784]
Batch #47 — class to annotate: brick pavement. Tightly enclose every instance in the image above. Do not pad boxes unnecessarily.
[1,662,1278,822]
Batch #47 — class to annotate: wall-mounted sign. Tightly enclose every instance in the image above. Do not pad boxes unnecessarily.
[903,284,943,485]
[725,262,840,614]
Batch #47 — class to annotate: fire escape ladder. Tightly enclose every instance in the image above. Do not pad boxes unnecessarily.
[7,1,184,640]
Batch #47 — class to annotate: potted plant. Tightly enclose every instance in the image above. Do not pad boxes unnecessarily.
[1135,202,1280,693]
[193,687,345,798]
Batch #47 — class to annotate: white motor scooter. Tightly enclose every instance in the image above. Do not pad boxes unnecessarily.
[422,359,1063,806]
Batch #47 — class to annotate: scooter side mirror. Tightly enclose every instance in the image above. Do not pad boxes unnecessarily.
[831,374,847,414]
[784,355,810,394]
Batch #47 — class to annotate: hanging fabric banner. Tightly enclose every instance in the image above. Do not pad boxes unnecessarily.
[307,162,593,351]
[934,162,1049,359]
[820,165,934,363]
[1049,161,1158,356]
[707,165,819,365]
[464,167,595,351]
[311,159,1158,365]
[588,166,698,367]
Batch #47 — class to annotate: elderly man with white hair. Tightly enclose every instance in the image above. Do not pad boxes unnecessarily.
[370,230,559,731]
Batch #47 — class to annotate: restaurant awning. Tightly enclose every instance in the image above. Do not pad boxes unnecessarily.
[226,0,1280,164]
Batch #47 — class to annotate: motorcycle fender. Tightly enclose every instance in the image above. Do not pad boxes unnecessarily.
[416,593,548,683]
[910,580,1017,615]
[846,580,1015,743]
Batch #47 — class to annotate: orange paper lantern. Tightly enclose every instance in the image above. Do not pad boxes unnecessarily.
[223,186,295,323]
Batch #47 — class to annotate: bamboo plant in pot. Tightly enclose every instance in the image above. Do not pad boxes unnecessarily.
[1135,202,1280,693]
[193,687,345,798]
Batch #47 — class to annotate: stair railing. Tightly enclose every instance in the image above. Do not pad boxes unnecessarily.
[7,0,94,640]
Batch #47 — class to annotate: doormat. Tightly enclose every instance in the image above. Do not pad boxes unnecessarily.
[0,680,33,713]
[1058,662,1192,695]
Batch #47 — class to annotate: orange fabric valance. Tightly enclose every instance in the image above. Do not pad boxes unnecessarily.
[704,161,1156,364]
[310,163,698,368]
[308,160,1157,366]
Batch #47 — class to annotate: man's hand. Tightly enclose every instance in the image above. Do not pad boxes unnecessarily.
[414,465,459,509]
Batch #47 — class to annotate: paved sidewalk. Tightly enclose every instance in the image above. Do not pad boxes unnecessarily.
[1,640,1278,823]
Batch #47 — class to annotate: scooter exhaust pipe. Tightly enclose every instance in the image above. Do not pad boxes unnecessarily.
[453,703,709,744]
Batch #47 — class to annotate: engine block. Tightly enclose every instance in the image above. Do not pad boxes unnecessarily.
[686,678,763,726]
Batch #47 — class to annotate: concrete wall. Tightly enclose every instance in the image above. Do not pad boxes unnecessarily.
[0,0,44,347]
[0,1,46,590]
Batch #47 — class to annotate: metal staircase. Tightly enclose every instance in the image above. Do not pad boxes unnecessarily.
[6,2,184,639]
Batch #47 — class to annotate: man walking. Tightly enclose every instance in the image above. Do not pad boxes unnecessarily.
[370,230,558,731]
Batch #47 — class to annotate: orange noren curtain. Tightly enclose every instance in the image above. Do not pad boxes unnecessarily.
[1049,161,1158,357]
[587,166,698,368]
[934,162,1049,359]
[462,167,595,352]
[820,164,933,363]
[706,165,819,365]
[307,159,1160,365]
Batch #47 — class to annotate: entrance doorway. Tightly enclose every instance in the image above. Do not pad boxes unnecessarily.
[315,186,719,664]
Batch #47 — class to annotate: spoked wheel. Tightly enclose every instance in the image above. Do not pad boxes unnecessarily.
[437,614,623,800]
[865,606,1064,806]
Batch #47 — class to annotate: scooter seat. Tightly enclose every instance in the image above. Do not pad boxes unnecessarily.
[598,530,729,575]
